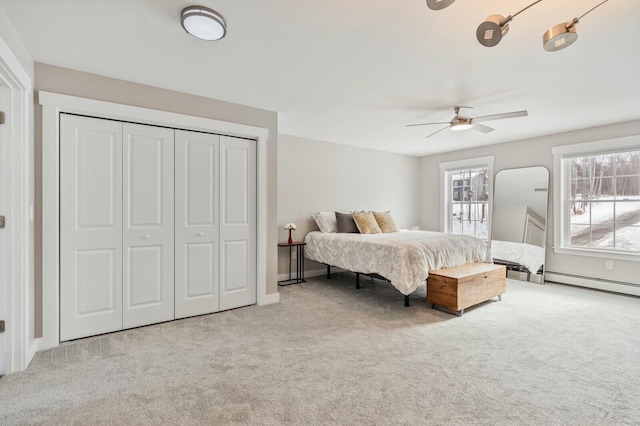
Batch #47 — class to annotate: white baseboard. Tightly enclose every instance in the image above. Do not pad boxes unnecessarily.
[258,291,280,305]
[545,272,640,297]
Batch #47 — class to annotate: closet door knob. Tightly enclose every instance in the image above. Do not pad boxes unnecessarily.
[196,232,204,237]
[141,234,150,240]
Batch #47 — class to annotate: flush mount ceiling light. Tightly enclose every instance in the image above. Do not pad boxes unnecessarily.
[476,0,545,47]
[543,0,610,52]
[426,0,456,11]
[181,6,227,41]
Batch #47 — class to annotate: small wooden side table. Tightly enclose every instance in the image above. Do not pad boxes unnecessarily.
[278,241,306,286]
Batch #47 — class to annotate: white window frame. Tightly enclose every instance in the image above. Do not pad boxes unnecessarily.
[439,156,494,238]
[552,136,640,262]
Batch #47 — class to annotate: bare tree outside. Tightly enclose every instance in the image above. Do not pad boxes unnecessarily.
[569,151,640,251]
[450,167,489,239]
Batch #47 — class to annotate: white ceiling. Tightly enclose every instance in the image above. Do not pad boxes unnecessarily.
[1,0,639,156]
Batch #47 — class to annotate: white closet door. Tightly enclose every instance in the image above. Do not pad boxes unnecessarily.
[219,136,256,311]
[174,130,220,318]
[122,123,175,329]
[60,115,123,341]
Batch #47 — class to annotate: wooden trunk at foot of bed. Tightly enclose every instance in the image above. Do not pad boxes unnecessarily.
[427,263,506,313]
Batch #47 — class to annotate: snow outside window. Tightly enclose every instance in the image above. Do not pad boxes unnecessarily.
[553,138,640,259]
[440,157,494,240]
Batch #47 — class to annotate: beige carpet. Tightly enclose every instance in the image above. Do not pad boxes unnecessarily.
[1,273,639,425]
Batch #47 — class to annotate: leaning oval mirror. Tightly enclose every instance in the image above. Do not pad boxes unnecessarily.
[491,166,549,283]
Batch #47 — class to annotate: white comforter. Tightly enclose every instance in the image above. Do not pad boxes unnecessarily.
[304,230,491,295]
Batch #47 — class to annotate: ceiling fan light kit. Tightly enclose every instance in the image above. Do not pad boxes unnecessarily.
[450,120,473,131]
[181,6,227,41]
[427,0,611,52]
[406,107,528,139]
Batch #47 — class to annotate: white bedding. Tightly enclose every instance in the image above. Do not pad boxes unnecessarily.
[304,230,491,295]
[491,240,545,274]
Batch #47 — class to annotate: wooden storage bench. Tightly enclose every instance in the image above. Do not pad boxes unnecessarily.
[427,263,506,316]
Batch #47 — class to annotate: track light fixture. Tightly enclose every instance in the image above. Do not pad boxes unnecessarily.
[476,0,545,47]
[426,0,456,11]
[542,0,610,52]
[427,0,613,52]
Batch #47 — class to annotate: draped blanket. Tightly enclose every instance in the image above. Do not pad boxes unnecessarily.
[491,240,545,274]
[305,230,491,295]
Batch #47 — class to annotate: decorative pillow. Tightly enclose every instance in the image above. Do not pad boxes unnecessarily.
[312,212,338,233]
[373,211,399,233]
[335,211,359,233]
[352,211,382,234]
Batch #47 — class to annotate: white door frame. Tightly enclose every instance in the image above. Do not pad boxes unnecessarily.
[39,91,275,350]
[0,36,34,374]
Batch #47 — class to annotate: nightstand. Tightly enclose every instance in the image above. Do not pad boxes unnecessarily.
[278,241,306,286]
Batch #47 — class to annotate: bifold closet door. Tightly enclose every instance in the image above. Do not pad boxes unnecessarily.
[220,136,256,311]
[174,130,220,318]
[122,123,175,329]
[60,115,123,341]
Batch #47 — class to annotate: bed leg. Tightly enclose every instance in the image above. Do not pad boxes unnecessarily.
[404,295,410,307]
[327,265,331,279]
[356,273,360,289]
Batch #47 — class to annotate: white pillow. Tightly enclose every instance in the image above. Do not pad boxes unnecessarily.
[312,212,338,233]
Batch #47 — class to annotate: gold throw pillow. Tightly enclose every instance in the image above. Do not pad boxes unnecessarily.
[352,211,382,234]
[373,211,399,233]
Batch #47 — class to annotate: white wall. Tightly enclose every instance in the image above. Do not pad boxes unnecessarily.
[420,119,640,286]
[0,6,33,78]
[492,204,528,243]
[278,134,420,275]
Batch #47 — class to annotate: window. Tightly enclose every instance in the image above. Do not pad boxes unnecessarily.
[553,137,640,258]
[440,156,494,239]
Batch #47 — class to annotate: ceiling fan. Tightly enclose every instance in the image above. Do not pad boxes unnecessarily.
[406,106,528,139]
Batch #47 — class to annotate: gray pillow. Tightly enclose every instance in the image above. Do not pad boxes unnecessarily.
[312,212,338,233]
[335,211,359,233]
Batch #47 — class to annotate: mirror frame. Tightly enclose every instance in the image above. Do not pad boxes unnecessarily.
[491,166,550,283]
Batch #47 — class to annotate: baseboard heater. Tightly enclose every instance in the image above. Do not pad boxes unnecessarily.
[545,271,640,297]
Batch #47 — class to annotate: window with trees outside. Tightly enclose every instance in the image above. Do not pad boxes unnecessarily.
[554,138,640,257]
[440,157,493,240]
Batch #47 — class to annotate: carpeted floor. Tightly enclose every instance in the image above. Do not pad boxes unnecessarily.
[1,273,639,425]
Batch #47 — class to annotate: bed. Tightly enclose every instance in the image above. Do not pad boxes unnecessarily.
[304,230,491,304]
[490,239,545,276]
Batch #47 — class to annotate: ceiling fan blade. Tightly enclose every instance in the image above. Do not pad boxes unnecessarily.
[472,122,494,133]
[455,106,474,120]
[425,126,450,139]
[473,110,528,123]
[405,121,452,128]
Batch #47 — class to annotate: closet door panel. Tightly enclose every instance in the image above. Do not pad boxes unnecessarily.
[60,115,123,341]
[122,123,174,329]
[220,136,256,311]
[175,130,220,318]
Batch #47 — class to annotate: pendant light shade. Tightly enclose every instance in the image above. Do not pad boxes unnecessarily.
[475,0,544,47]
[542,0,610,52]
[181,6,227,41]
[543,21,578,51]
[426,0,456,10]
[476,14,510,47]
